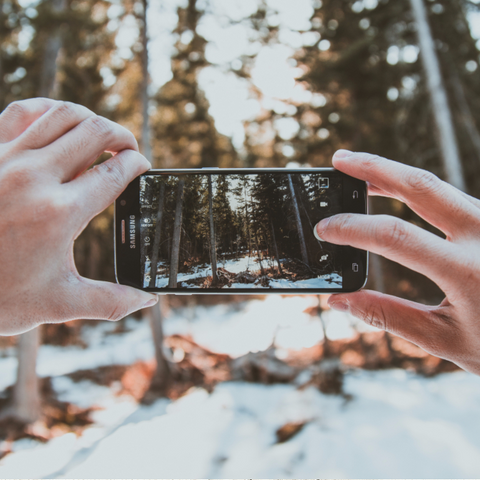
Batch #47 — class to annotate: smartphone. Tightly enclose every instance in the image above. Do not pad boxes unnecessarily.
[115,168,368,294]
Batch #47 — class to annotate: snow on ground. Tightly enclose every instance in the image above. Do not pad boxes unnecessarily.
[220,254,263,273]
[2,296,480,477]
[152,254,342,289]
[163,295,373,356]
[0,297,367,391]
[152,255,265,288]
[268,273,342,289]
[2,370,480,478]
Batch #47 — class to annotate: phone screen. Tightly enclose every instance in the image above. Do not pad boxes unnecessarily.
[138,171,346,291]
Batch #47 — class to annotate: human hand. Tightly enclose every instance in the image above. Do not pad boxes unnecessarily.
[315,150,480,374]
[0,98,157,335]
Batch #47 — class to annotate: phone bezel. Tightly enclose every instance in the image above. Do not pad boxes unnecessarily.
[115,168,368,294]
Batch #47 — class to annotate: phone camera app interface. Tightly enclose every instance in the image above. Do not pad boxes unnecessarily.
[318,177,329,189]
[139,172,343,290]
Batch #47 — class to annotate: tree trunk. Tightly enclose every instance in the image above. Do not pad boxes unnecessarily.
[140,0,152,161]
[253,227,265,275]
[449,64,480,164]
[148,182,165,288]
[317,295,332,358]
[270,215,283,275]
[409,0,466,190]
[208,176,217,285]
[243,184,252,257]
[12,328,41,423]
[168,179,185,288]
[11,0,67,425]
[146,302,171,397]
[140,0,169,398]
[39,0,66,99]
[288,174,309,266]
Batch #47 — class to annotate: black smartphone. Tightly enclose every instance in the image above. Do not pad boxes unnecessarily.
[115,168,368,294]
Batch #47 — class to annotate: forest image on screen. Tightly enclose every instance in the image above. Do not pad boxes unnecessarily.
[140,173,343,290]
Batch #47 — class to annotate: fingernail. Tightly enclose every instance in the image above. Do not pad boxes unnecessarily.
[329,300,349,312]
[334,149,354,159]
[314,217,331,241]
[143,296,158,308]
[313,226,323,241]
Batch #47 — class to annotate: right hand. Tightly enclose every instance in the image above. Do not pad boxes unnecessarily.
[316,150,480,375]
[0,98,157,335]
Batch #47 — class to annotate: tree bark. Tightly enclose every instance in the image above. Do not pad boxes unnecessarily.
[409,0,466,190]
[168,179,185,288]
[12,328,41,423]
[208,176,217,285]
[288,174,309,266]
[148,181,165,288]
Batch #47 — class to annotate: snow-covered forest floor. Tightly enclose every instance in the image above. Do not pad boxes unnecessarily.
[2,296,480,478]
[150,254,342,289]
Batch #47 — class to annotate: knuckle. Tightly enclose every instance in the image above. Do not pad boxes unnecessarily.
[83,115,114,138]
[329,213,355,236]
[377,217,409,251]
[5,100,28,117]
[360,303,387,330]
[4,100,29,119]
[81,116,138,151]
[327,214,364,244]
[0,161,39,190]
[96,159,128,191]
[404,169,441,195]
[407,306,461,359]
[52,101,79,120]
[359,153,384,173]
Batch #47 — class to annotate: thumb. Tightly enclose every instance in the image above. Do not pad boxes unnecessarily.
[70,277,158,322]
[328,290,448,355]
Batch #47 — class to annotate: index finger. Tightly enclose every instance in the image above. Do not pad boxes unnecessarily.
[333,150,480,241]
[315,213,458,295]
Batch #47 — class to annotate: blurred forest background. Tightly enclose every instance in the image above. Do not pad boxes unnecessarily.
[1,0,480,474]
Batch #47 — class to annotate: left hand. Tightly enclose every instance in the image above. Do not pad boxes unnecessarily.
[0,98,157,335]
